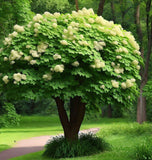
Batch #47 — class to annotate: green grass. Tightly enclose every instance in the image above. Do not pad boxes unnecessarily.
[0,115,152,160]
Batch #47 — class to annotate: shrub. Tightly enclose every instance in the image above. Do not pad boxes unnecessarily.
[43,133,110,158]
[0,102,20,127]
[134,138,152,160]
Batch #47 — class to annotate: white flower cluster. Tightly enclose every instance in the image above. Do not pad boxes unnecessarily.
[43,73,52,81]
[24,56,32,61]
[121,78,135,89]
[100,85,105,89]
[116,47,128,54]
[112,41,119,45]
[9,50,23,61]
[44,11,52,17]
[112,25,124,36]
[30,60,37,65]
[124,31,139,50]
[52,23,57,28]
[133,50,141,56]
[94,41,106,51]
[3,37,12,45]
[72,8,94,17]
[116,55,122,59]
[62,26,76,41]
[33,14,43,22]
[95,16,111,26]
[37,42,48,53]
[9,31,18,38]
[122,40,128,45]
[111,63,124,74]
[54,12,60,18]
[88,18,95,24]
[53,64,64,73]
[72,61,79,67]
[78,40,89,46]
[53,54,61,60]
[84,23,91,28]
[13,73,26,83]
[2,75,9,84]
[91,59,105,69]
[60,40,68,45]
[111,80,119,88]
[132,60,140,70]
[14,24,25,32]
[29,50,40,58]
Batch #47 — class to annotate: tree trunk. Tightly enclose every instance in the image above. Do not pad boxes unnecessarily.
[75,0,79,11]
[54,96,85,141]
[107,105,112,118]
[136,0,152,123]
[97,0,106,16]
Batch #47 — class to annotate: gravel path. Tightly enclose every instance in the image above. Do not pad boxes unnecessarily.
[0,128,100,160]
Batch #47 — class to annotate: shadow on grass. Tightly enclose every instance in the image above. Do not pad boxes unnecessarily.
[0,144,11,152]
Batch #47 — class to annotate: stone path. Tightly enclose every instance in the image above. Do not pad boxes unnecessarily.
[0,128,100,160]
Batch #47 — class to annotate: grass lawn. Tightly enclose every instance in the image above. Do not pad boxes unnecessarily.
[0,115,152,160]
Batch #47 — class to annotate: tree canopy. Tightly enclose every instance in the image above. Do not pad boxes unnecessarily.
[0,8,142,109]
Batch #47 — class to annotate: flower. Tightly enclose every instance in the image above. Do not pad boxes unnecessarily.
[72,61,79,67]
[33,14,43,22]
[52,23,57,28]
[14,25,24,32]
[53,54,61,60]
[60,40,68,45]
[54,64,64,72]
[2,75,9,84]
[116,56,122,59]
[37,42,48,53]
[111,80,119,88]
[121,82,126,89]
[100,85,105,89]
[24,56,32,61]
[30,50,39,57]
[132,60,138,66]
[13,73,26,82]
[43,73,52,80]
[30,60,37,65]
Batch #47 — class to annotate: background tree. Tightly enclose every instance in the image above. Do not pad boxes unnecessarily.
[0,8,142,140]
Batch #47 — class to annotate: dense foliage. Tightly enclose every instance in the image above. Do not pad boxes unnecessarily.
[43,134,110,158]
[0,8,142,110]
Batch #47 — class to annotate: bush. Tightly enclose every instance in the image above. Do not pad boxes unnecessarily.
[134,138,152,160]
[43,134,110,158]
[0,102,20,127]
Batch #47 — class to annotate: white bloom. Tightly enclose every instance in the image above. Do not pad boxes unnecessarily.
[100,85,105,89]
[94,59,105,68]
[72,61,79,67]
[30,60,37,65]
[84,23,91,28]
[116,56,122,59]
[24,56,32,61]
[26,45,31,49]
[121,82,126,89]
[60,40,68,45]
[133,50,141,55]
[30,50,39,57]
[111,80,119,88]
[4,57,8,61]
[34,23,40,28]
[53,54,61,60]
[54,12,60,17]
[52,23,57,28]
[136,65,140,70]
[10,61,15,65]
[54,64,64,73]
[132,60,138,66]
[11,31,18,37]
[126,79,133,88]
[33,14,43,22]
[112,41,119,45]
[43,73,52,80]
[88,18,94,23]
[14,24,25,32]
[51,19,57,23]
[122,40,128,45]
[2,75,9,84]
[37,42,48,53]
[44,11,52,17]
[13,73,26,82]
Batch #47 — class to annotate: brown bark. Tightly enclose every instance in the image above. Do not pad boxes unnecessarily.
[97,0,106,16]
[75,0,79,11]
[55,96,85,141]
[107,105,112,118]
[136,0,152,123]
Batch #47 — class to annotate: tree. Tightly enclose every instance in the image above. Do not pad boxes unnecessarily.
[0,8,142,141]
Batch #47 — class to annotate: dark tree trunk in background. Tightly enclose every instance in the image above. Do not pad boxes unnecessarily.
[136,0,152,123]
[54,96,86,141]
[75,0,79,11]
[97,0,106,16]
[107,105,112,118]
[111,0,116,22]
